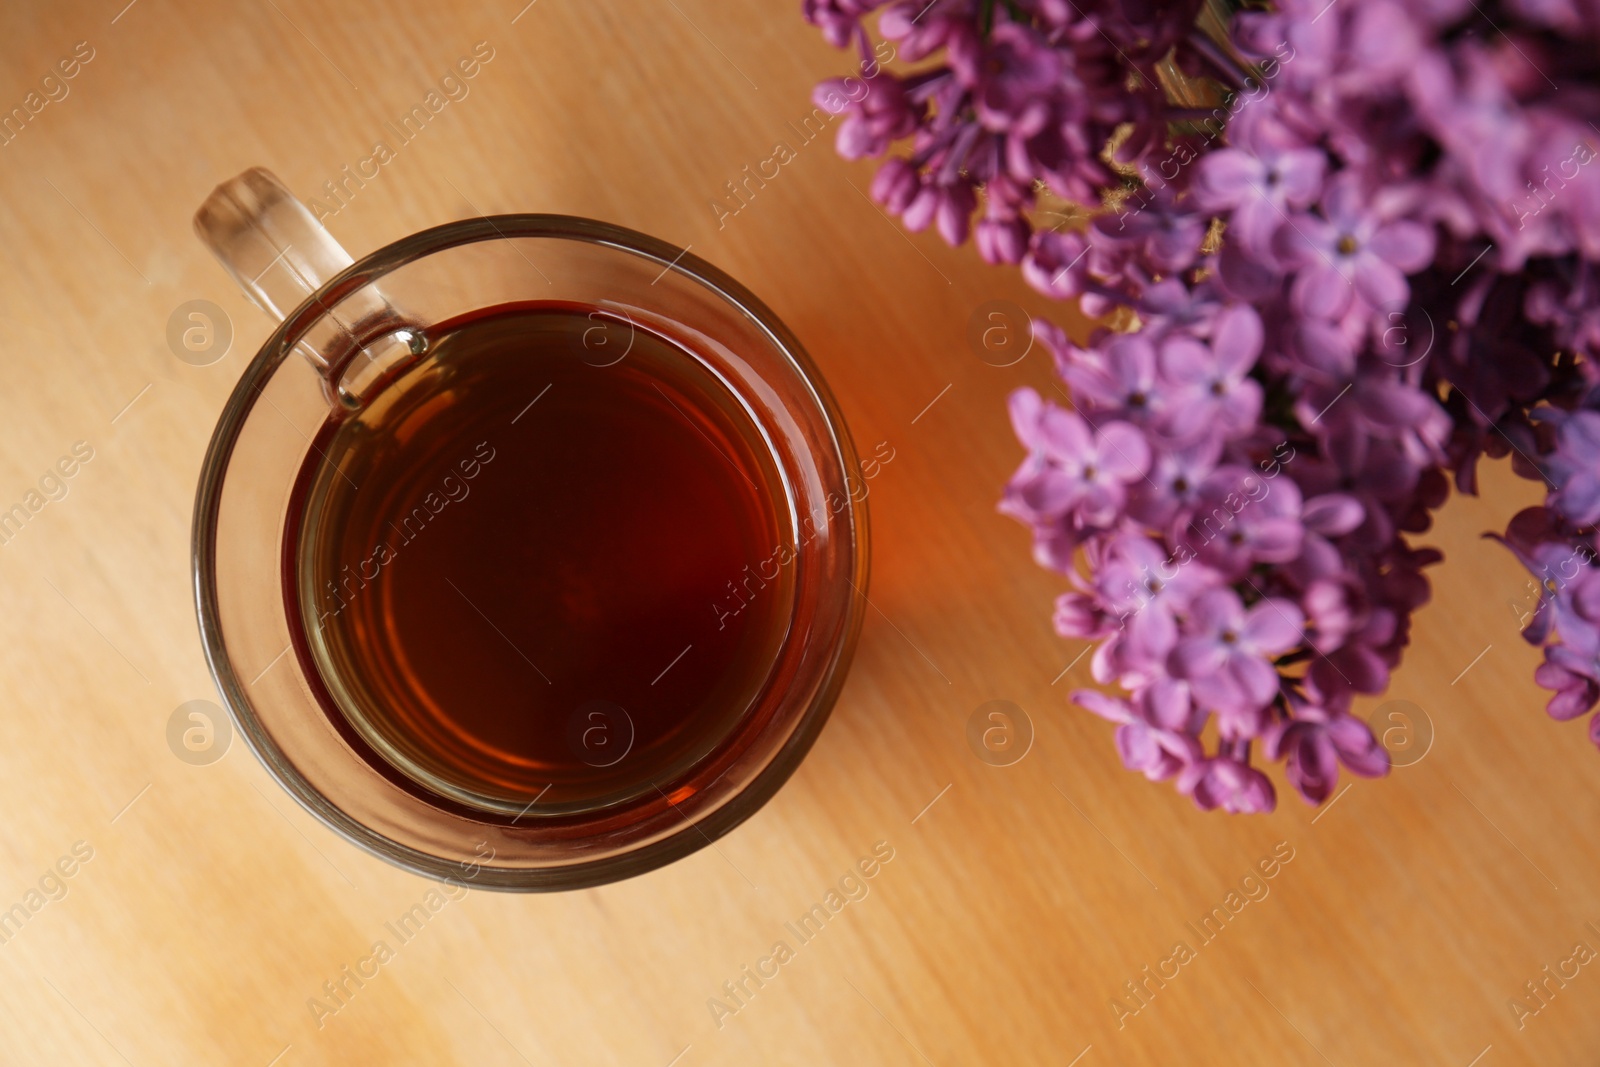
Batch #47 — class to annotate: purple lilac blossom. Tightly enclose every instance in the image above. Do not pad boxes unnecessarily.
[803,0,1600,809]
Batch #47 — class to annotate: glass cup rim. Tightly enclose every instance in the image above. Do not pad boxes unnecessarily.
[192,212,869,889]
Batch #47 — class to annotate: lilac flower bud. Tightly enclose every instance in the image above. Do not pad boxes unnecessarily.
[975,215,1029,264]
[871,156,921,214]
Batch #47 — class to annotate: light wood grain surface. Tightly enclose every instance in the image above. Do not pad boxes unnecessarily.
[0,1,1594,1064]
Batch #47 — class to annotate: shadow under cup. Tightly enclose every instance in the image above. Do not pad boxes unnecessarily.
[194,207,867,890]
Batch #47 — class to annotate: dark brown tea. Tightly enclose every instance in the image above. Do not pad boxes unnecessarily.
[288,302,794,814]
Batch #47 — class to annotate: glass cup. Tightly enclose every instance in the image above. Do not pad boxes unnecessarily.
[192,168,867,890]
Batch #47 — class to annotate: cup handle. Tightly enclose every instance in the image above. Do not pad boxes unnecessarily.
[193,167,421,407]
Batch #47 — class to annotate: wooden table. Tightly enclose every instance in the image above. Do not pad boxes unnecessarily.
[0,1,1594,1063]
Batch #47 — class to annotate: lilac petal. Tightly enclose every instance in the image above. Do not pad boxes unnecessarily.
[1291,262,1355,319]
[1022,231,1090,299]
[1106,533,1170,577]
[1038,537,1087,581]
[1194,149,1263,209]
[1007,387,1045,446]
[1233,10,1288,56]
[1036,406,1093,464]
[1061,363,1119,406]
[1262,719,1300,763]
[1275,215,1337,266]
[1073,688,1135,724]
[1114,723,1166,775]
[1360,448,1418,500]
[1292,319,1356,380]
[1522,600,1556,647]
[1147,220,1205,273]
[1303,579,1353,642]
[1190,587,1245,635]
[1571,573,1600,623]
[1287,728,1339,803]
[1095,422,1152,481]
[1360,608,1399,648]
[1360,379,1435,427]
[1160,401,1212,443]
[1172,636,1227,680]
[1276,149,1328,206]
[1228,653,1283,711]
[1141,677,1192,731]
[1312,643,1389,696]
[1350,0,1422,74]
[1291,533,1344,586]
[901,186,939,232]
[1157,336,1210,386]
[1030,317,1073,364]
[1548,644,1600,682]
[1217,238,1279,300]
[1557,473,1600,526]
[1322,175,1365,230]
[1230,197,1288,256]
[1353,256,1409,309]
[1158,729,1205,769]
[1054,593,1106,639]
[936,193,972,246]
[1125,606,1179,662]
[1546,603,1591,658]
[1220,380,1265,429]
[1535,662,1595,720]
[1228,763,1278,813]
[1011,465,1078,517]
[1369,219,1436,273]
[1248,518,1306,563]
[1179,762,1218,809]
[1328,716,1390,777]
[1216,697,1270,740]
[1303,493,1366,535]
[813,78,858,113]
[976,217,1028,264]
[1561,410,1600,455]
[1187,669,1244,718]
[1089,638,1120,685]
[835,116,877,161]
[1106,335,1157,393]
[1212,304,1264,375]
[1074,482,1119,527]
[872,158,920,213]
[1504,506,1562,549]
[1243,600,1306,654]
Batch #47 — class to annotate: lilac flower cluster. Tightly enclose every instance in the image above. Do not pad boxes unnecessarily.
[804,0,1600,809]
[803,0,1210,261]
[1000,295,1407,812]
[1200,0,1600,778]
